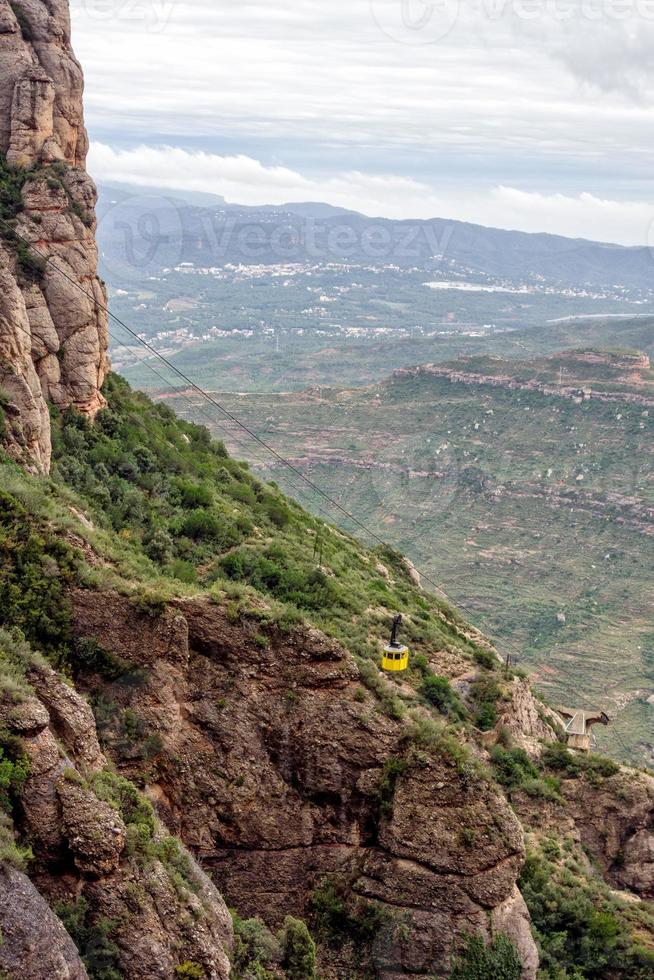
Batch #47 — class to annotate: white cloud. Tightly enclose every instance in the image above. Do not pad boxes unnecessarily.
[484,186,654,245]
[89,142,654,244]
[70,1,654,174]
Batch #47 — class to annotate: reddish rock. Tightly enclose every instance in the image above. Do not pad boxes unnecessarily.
[0,0,108,471]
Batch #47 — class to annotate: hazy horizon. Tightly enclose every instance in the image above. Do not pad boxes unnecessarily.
[71,0,654,247]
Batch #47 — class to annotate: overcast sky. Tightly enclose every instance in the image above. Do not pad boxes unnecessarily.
[71,0,654,244]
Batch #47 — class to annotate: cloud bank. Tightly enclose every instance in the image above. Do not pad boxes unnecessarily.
[89,142,654,245]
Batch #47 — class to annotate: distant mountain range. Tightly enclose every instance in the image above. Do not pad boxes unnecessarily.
[97,182,654,291]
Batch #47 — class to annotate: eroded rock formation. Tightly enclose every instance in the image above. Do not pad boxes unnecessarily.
[68,588,540,978]
[0,0,108,471]
[516,763,654,903]
[0,864,89,980]
[0,658,233,978]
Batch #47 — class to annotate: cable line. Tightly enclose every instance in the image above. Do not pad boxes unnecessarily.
[2,225,458,596]
[0,221,619,692]
[4,293,342,532]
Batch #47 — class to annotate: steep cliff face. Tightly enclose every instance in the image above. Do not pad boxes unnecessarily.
[1,373,654,977]
[0,0,108,472]
[66,588,540,978]
[0,651,233,979]
[517,763,654,902]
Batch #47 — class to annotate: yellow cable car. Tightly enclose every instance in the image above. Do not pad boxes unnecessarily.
[381,615,409,672]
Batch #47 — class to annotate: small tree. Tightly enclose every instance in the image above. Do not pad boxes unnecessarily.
[280,916,317,980]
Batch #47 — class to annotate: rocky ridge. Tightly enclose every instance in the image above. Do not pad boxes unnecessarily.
[3,567,653,978]
[0,0,108,472]
[392,355,654,409]
[0,652,233,979]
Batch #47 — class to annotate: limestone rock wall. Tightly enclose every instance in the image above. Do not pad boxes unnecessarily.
[69,588,540,979]
[0,0,108,471]
[0,659,233,978]
[517,763,654,902]
[0,865,89,980]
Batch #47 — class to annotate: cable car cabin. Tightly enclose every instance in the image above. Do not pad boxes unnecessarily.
[381,614,409,672]
[382,643,409,672]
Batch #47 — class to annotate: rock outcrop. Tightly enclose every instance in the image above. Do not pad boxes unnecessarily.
[0,0,108,471]
[0,864,89,980]
[515,763,654,902]
[495,677,559,758]
[69,587,540,978]
[0,664,233,978]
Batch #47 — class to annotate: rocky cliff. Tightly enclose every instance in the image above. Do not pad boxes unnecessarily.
[0,4,653,979]
[0,646,233,979]
[66,589,540,978]
[0,0,108,472]
[0,368,652,977]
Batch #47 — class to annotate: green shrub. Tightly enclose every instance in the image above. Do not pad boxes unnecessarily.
[226,482,257,507]
[541,742,620,783]
[55,897,122,980]
[473,648,498,671]
[179,510,224,541]
[0,627,33,698]
[0,489,74,657]
[491,745,539,788]
[62,766,86,787]
[471,673,503,731]
[279,917,317,980]
[69,199,93,228]
[175,964,204,979]
[0,811,31,869]
[92,769,156,844]
[177,481,214,508]
[449,934,522,979]
[490,744,563,801]
[412,653,430,676]
[520,845,651,977]
[522,776,563,801]
[311,878,389,947]
[258,493,291,528]
[231,911,281,978]
[169,559,197,584]
[72,638,133,681]
[0,733,29,813]
[421,674,466,720]
[220,546,348,612]
[585,754,620,780]
[541,741,582,775]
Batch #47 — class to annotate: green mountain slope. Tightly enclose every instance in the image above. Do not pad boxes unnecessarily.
[157,351,654,766]
[1,374,654,978]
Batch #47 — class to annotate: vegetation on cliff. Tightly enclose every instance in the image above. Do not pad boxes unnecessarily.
[0,373,653,978]
[521,835,654,978]
[48,373,489,679]
[197,354,653,765]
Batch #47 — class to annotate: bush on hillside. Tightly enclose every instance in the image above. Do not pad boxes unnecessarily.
[449,934,522,979]
[279,917,317,980]
[420,673,466,721]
